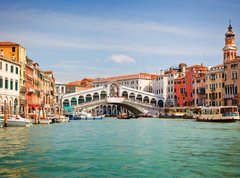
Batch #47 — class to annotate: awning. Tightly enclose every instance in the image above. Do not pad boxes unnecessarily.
[64,106,73,112]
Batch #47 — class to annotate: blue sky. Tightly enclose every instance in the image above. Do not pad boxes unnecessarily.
[0,0,240,82]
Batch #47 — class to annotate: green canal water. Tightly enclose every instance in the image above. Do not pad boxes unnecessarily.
[0,118,240,177]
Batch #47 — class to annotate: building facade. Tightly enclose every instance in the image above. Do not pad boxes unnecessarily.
[223,24,240,106]
[0,56,21,115]
[205,64,224,106]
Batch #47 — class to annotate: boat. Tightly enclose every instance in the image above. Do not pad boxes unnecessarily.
[117,112,131,119]
[159,107,186,118]
[0,115,33,127]
[39,118,52,124]
[78,110,104,120]
[56,116,69,123]
[195,106,239,122]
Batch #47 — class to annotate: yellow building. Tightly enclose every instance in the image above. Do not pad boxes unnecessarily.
[205,64,224,106]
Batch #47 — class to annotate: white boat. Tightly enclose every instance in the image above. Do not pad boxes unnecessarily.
[56,116,69,123]
[0,115,33,127]
[39,118,52,124]
[78,110,105,120]
[195,106,239,122]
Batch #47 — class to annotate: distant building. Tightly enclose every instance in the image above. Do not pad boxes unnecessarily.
[205,64,224,106]
[66,78,93,94]
[93,73,157,93]
[223,23,240,106]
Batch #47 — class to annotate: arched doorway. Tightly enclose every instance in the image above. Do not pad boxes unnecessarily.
[86,94,92,102]
[158,100,164,107]
[14,98,18,114]
[100,91,107,99]
[78,95,84,104]
[150,98,157,106]
[93,92,100,100]
[122,91,128,99]
[129,93,135,100]
[143,96,149,103]
[109,83,119,97]
[136,94,142,102]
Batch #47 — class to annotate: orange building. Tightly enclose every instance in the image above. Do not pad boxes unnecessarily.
[185,65,208,106]
[66,78,93,93]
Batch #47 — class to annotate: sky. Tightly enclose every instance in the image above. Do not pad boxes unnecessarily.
[0,0,240,83]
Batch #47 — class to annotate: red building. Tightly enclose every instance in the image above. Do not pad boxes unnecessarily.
[185,65,208,106]
[174,76,186,107]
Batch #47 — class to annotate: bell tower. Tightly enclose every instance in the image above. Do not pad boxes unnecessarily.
[223,21,238,62]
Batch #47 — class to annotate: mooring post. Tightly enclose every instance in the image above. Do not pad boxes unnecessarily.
[4,102,8,127]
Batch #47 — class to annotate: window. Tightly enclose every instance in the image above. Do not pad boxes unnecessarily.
[6,64,8,71]
[5,78,8,89]
[0,62,2,70]
[16,67,18,74]
[15,80,18,91]
[12,47,16,52]
[0,77,2,88]
[10,80,13,90]
[11,65,14,73]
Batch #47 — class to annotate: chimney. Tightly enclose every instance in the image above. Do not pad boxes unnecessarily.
[160,70,164,75]
[0,49,3,57]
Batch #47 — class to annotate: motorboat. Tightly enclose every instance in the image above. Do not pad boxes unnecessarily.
[0,115,33,127]
[117,112,131,119]
[195,106,239,122]
[39,118,52,124]
[78,110,104,120]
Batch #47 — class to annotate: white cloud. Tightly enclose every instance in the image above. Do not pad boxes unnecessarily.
[109,54,135,64]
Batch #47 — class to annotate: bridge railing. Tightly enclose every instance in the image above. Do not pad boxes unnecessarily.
[74,97,160,109]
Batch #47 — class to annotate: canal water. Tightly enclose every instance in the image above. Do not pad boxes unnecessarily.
[0,118,240,177]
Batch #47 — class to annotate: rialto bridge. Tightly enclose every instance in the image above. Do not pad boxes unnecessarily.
[62,82,164,116]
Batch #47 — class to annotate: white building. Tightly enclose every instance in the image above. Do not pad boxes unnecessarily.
[152,64,186,107]
[93,73,157,92]
[55,81,66,107]
[0,56,21,114]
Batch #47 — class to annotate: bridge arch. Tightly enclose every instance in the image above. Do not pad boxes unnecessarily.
[71,97,77,106]
[100,91,107,99]
[150,98,157,106]
[143,96,149,103]
[129,93,135,100]
[63,99,70,107]
[122,91,128,99]
[78,95,84,104]
[136,94,142,102]
[86,94,92,102]
[93,92,100,100]
[158,100,164,107]
[108,82,120,97]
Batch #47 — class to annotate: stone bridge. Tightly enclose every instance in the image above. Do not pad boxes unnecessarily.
[62,82,164,115]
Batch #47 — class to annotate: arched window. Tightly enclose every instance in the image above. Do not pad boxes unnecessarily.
[100,91,107,99]
[86,94,92,102]
[93,92,100,100]
[63,99,70,107]
[143,96,149,103]
[122,91,128,98]
[78,96,84,104]
[136,94,142,102]
[71,97,77,106]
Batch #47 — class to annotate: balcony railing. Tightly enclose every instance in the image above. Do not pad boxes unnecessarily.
[20,86,27,93]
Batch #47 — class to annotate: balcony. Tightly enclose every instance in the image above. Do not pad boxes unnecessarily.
[224,94,234,99]
[20,86,27,93]
[20,99,27,105]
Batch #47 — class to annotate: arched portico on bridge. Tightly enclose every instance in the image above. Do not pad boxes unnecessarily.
[62,81,165,115]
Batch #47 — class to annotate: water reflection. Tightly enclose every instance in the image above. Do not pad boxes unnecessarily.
[0,127,31,177]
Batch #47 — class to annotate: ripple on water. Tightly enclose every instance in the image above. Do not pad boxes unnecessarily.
[0,118,240,177]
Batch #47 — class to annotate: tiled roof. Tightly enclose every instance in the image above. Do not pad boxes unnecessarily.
[93,73,158,82]
[0,41,20,46]
[211,64,224,70]
[66,78,93,86]
[186,64,206,69]
[175,76,185,80]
